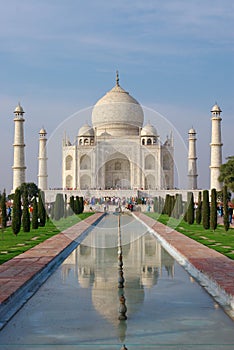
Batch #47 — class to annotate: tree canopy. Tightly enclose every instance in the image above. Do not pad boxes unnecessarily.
[219,156,234,191]
[19,182,39,202]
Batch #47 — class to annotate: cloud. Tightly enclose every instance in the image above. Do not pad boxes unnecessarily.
[1,0,234,65]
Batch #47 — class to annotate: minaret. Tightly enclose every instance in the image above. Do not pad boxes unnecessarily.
[210,103,223,191]
[38,128,48,190]
[12,103,26,192]
[188,127,198,190]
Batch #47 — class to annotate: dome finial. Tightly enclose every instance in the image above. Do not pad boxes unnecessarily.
[116,70,119,86]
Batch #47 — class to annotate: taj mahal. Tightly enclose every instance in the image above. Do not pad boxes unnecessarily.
[62,72,173,192]
[11,72,223,201]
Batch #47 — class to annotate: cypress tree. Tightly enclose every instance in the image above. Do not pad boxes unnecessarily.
[54,193,64,220]
[32,197,39,229]
[223,185,229,232]
[158,196,163,213]
[153,197,158,213]
[64,194,67,218]
[38,191,46,226]
[164,194,170,215]
[1,189,7,229]
[210,188,217,231]
[202,190,210,230]
[22,188,30,232]
[183,199,188,222]
[79,196,84,214]
[74,196,80,215]
[173,194,179,219]
[187,192,194,225]
[161,197,165,214]
[50,203,55,220]
[196,191,202,224]
[12,188,22,235]
[173,194,183,219]
[70,195,75,213]
[178,194,183,217]
[169,195,175,217]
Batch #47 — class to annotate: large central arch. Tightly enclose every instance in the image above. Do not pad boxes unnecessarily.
[105,152,130,189]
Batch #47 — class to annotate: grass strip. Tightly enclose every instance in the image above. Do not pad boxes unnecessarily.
[146,213,234,260]
[0,213,94,265]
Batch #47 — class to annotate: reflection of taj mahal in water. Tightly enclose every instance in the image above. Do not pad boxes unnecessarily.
[62,72,174,191]
[61,216,174,324]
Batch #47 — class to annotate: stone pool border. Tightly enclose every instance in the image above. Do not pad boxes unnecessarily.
[0,212,105,330]
[133,212,234,320]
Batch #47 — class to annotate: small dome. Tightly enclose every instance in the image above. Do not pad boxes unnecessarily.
[78,124,94,137]
[188,127,196,134]
[39,127,47,134]
[141,123,157,137]
[211,103,222,113]
[14,103,24,114]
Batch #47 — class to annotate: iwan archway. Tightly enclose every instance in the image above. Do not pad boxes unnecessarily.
[105,152,130,189]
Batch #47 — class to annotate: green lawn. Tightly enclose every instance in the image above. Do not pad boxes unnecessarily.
[0,213,94,265]
[146,213,234,260]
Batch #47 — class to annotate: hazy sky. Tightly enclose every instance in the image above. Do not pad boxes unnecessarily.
[0,0,233,193]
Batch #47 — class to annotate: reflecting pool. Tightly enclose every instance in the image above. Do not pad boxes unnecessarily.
[0,214,233,349]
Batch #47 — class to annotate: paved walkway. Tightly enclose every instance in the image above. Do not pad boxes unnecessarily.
[0,213,104,328]
[134,212,234,317]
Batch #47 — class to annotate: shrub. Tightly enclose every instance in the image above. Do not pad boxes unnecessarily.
[79,196,84,214]
[176,193,183,219]
[202,190,210,230]
[38,190,46,226]
[153,197,158,213]
[196,191,202,225]
[22,188,30,232]
[74,196,80,215]
[12,188,22,235]
[210,188,217,231]
[223,185,229,232]
[32,197,38,229]
[70,195,75,213]
[187,192,194,225]
[1,189,7,229]
[54,193,64,220]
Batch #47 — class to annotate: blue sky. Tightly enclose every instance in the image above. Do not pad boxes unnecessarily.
[0,0,233,192]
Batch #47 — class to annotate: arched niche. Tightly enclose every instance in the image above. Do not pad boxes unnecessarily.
[65,155,73,170]
[80,155,91,170]
[145,174,155,189]
[80,174,91,189]
[66,175,73,188]
[145,154,155,170]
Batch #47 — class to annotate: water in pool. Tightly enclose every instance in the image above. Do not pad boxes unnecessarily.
[0,214,233,349]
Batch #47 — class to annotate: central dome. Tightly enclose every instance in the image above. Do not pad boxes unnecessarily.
[92,73,144,135]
